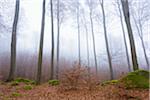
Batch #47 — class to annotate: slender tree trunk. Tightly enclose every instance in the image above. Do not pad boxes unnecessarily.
[132,15,149,69]
[50,0,55,80]
[121,0,139,71]
[100,0,114,79]
[83,17,90,67]
[56,0,60,79]
[117,1,131,72]
[141,36,149,69]
[7,0,20,82]
[89,12,98,76]
[77,3,81,65]
[36,0,46,84]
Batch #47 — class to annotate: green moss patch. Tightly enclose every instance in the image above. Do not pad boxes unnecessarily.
[23,85,33,90]
[10,81,19,86]
[48,80,60,86]
[101,80,119,86]
[119,70,149,89]
[11,92,22,97]
[12,78,35,85]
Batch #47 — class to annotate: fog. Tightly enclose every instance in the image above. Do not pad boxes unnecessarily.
[0,0,149,81]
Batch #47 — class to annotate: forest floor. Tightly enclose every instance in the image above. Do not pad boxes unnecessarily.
[0,82,149,100]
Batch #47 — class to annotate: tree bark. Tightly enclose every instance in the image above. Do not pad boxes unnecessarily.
[100,0,114,79]
[117,0,131,72]
[7,0,20,82]
[121,0,139,71]
[89,12,98,76]
[50,0,55,80]
[36,0,46,84]
[56,0,60,79]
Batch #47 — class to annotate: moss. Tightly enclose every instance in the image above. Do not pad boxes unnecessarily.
[10,81,19,86]
[48,80,60,86]
[23,85,33,90]
[11,92,22,97]
[119,70,149,89]
[101,80,119,86]
[13,78,35,85]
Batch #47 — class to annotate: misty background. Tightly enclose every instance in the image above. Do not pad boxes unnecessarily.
[0,0,150,81]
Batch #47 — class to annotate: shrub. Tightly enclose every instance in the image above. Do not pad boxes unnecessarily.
[48,80,60,86]
[59,63,99,91]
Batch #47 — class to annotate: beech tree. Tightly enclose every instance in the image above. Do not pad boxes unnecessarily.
[50,0,55,79]
[86,0,98,76]
[131,0,150,69]
[7,0,20,81]
[36,0,46,84]
[121,0,139,71]
[55,0,66,79]
[115,0,131,72]
[99,0,114,79]
[80,9,90,67]
[67,0,81,65]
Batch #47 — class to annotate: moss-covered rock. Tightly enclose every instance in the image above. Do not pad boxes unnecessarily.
[119,70,149,89]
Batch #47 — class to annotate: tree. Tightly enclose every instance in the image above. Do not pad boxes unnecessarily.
[99,0,114,79]
[116,0,131,72]
[7,0,20,81]
[121,0,139,71]
[77,0,81,65]
[50,0,55,80]
[131,1,150,69]
[67,0,82,65]
[80,9,90,67]
[86,0,98,76]
[36,0,46,84]
[55,0,66,79]
[56,0,60,79]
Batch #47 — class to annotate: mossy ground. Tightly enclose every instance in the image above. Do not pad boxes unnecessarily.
[48,80,60,86]
[10,78,35,86]
[101,70,149,89]
[119,70,149,89]
[0,73,149,100]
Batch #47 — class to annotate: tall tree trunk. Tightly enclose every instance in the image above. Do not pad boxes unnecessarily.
[36,0,46,84]
[85,25,90,67]
[121,0,139,71]
[77,2,81,65]
[132,14,149,69]
[50,0,55,79]
[83,15,90,67]
[100,0,114,79]
[7,0,20,81]
[89,12,98,76]
[141,36,149,69]
[117,0,131,72]
[56,0,60,79]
